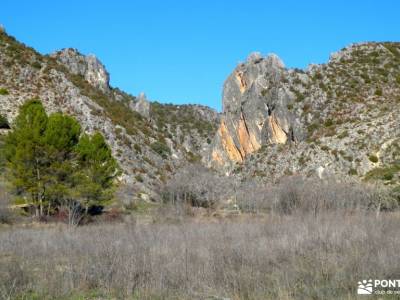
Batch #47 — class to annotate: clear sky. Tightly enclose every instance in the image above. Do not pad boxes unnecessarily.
[1,0,400,110]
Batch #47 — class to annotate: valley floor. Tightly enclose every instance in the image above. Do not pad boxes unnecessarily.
[1,211,399,300]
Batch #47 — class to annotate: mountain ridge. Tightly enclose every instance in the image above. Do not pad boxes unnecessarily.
[1,27,399,197]
[0,29,218,200]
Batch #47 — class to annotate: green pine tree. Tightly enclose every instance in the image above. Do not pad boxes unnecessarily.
[3,99,49,217]
[3,99,119,220]
[75,132,120,212]
[44,112,81,215]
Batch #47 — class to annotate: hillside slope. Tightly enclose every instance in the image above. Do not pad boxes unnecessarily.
[0,29,218,199]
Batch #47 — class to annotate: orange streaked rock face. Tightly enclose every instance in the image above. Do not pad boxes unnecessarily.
[237,112,261,156]
[209,52,298,169]
[217,119,243,163]
[267,113,287,144]
[213,114,262,166]
[212,112,287,166]
[211,149,224,165]
[235,71,247,93]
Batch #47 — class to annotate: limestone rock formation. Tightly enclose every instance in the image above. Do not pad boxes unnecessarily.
[209,41,400,187]
[51,48,110,93]
[210,53,303,169]
[228,42,400,184]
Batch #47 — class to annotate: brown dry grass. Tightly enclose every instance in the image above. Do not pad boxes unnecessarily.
[1,211,399,299]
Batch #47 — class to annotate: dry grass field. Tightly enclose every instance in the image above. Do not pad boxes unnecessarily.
[1,210,399,299]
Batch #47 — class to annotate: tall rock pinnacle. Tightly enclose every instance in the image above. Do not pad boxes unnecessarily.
[209,53,302,170]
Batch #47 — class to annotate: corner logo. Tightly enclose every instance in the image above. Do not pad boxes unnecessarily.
[358,279,373,294]
[357,279,400,295]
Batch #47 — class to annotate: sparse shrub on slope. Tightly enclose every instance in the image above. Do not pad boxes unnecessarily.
[0,114,9,128]
[150,141,171,158]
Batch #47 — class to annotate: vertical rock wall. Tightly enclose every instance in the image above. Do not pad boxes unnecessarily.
[209,52,302,170]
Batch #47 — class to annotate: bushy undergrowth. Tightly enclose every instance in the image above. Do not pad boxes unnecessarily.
[162,166,398,213]
[236,176,398,214]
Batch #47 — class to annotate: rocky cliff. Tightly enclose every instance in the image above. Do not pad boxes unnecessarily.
[210,52,303,169]
[209,43,400,186]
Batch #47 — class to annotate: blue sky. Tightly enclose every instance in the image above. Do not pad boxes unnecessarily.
[2,0,400,110]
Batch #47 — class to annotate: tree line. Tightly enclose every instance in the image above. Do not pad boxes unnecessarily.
[1,99,119,222]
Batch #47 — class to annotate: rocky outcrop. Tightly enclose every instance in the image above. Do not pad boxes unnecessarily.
[51,48,110,93]
[209,52,303,169]
[130,92,150,117]
[228,42,400,183]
